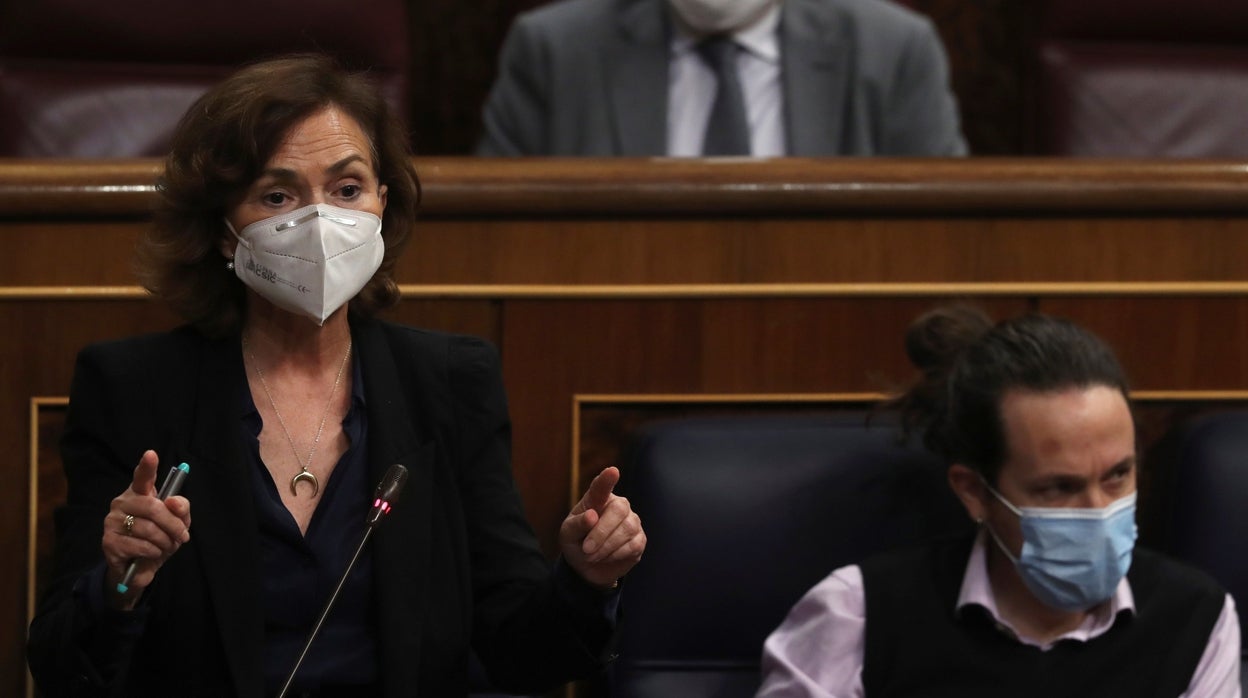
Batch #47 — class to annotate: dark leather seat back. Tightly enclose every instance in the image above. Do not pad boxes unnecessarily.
[1029,0,1248,156]
[0,0,409,157]
[611,413,972,698]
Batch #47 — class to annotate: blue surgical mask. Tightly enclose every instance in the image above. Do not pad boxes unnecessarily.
[983,486,1138,612]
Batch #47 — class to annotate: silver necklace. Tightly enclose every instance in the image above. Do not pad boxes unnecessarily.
[243,335,352,498]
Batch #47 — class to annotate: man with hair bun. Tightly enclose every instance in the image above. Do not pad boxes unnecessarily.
[757,306,1240,697]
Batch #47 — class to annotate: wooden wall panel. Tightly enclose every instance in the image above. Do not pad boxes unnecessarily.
[5,158,1248,696]
[1039,297,1248,390]
[31,407,67,628]
[500,297,1031,549]
[402,216,1248,286]
[7,213,1248,289]
[0,222,143,286]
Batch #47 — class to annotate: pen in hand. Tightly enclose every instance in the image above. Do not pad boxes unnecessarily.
[116,462,191,595]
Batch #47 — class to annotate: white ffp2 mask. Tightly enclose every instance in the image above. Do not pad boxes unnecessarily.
[667,0,776,34]
[229,203,384,325]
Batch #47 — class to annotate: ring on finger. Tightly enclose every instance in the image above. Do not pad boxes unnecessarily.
[123,514,136,536]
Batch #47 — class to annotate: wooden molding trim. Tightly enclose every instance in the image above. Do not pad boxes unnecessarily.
[1,287,151,300]
[574,391,1248,404]
[28,397,68,698]
[4,159,1248,216]
[574,392,889,405]
[8,282,1248,302]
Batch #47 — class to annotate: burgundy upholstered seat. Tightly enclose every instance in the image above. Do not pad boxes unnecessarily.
[1028,0,1248,157]
[0,0,409,157]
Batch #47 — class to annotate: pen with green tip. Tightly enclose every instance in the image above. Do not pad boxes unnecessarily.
[116,462,190,595]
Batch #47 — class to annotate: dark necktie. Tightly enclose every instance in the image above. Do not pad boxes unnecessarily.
[697,36,751,156]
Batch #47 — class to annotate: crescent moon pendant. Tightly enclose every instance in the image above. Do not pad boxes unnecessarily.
[290,469,320,497]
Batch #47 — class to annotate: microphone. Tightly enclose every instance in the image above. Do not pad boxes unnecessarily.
[367,462,409,527]
[277,464,409,698]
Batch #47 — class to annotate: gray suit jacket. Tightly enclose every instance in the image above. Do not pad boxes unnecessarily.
[476,0,967,156]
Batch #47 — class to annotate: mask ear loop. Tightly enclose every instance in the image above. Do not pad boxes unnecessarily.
[978,476,1023,516]
[977,475,1023,564]
[223,218,246,271]
[224,217,258,269]
[224,218,250,247]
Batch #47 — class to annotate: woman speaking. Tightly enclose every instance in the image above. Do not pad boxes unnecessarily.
[28,54,645,698]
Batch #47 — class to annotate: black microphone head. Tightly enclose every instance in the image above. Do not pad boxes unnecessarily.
[379,464,409,503]
[367,464,409,527]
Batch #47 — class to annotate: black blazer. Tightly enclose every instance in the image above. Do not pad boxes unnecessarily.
[29,318,610,697]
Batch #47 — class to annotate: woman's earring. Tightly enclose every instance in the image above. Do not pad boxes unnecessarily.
[225,260,235,271]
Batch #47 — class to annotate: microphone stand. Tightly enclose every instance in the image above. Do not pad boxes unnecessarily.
[275,525,377,698]
[276,464,408,698]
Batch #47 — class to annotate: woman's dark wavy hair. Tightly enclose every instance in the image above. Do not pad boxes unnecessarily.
[136,53,421,336]
[895,305,1131,485]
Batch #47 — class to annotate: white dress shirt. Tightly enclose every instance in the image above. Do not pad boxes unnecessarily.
[667,5,785,157]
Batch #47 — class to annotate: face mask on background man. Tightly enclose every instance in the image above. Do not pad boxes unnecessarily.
[983,485,1138,613]
[667,0,778,35]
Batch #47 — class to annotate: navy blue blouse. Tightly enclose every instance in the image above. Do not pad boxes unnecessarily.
[241,353,378,694]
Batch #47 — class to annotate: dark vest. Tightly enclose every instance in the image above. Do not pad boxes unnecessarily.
[860,538,1226,698]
